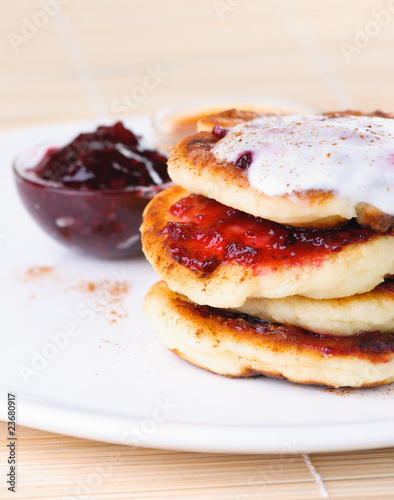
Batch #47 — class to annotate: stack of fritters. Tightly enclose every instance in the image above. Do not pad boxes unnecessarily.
[141,109,394,388]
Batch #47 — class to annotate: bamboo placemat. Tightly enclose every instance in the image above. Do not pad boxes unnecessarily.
[2,0,394,132]
[1,0,394,498]
[1,421,393,500]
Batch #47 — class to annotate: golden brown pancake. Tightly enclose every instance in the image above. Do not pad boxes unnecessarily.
[168,110,394,231]
[144,281,394,388]
[235,280,394,336]
[141,185,394,308]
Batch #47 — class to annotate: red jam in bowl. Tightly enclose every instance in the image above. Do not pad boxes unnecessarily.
[14,122,170,258]
[163,194,382,273]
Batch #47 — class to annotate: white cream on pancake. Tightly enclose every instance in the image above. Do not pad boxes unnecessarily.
[212,113,394,216]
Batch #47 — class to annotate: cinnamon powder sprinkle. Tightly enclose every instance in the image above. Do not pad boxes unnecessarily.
[78,278,130,325]
[19,266,55,281]
[81,279,129,300]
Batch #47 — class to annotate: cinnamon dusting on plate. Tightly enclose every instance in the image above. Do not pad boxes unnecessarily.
[80,279,129,300]
[77,278,130,325]
[18,266,55,282]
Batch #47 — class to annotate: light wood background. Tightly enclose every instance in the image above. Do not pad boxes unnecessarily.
[1,0,394,498]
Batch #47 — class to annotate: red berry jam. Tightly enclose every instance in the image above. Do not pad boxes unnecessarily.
[162,194,386,274]
[212,124,228,139]
[235,151,253,170]
[193,302,394,362]
[14,122,170,258]
[29,122,169,189]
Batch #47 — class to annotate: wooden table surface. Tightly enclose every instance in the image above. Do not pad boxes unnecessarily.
[1,1,394,498]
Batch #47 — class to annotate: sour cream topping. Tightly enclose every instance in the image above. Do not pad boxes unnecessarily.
[212,113,394,214]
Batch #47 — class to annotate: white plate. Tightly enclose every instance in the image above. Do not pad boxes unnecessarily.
[0,118,393,454]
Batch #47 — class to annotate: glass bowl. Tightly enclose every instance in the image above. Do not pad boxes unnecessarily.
[152,95,318,150]
[13,140,172,258]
